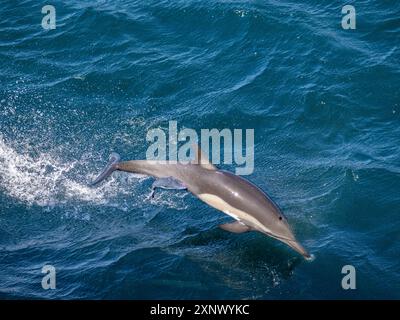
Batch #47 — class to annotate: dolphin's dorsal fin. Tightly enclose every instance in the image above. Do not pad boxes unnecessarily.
[192,144,217,170]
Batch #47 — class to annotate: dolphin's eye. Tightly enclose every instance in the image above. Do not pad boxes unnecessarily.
[279,216,283,220]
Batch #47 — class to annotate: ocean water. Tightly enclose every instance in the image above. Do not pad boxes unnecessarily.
[0,0,399,299]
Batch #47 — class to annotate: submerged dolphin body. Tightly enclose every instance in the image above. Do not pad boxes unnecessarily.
[92,148,311,260]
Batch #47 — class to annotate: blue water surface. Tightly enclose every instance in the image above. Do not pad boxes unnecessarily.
[0,0,399,299]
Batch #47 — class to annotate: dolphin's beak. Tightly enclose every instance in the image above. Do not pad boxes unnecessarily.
[283,238,311,260]
[262,230,312,260]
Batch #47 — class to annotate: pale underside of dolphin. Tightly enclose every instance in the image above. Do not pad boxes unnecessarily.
[91,147,311,260]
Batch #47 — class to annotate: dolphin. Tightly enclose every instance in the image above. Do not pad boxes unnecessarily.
[91,147,311,260]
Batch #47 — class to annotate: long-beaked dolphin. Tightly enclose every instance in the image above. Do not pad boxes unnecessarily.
[91,147,311,260]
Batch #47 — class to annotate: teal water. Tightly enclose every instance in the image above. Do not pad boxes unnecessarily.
[0,0,399,299]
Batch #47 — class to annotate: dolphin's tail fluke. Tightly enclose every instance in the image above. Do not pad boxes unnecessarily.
[91,152,120,185]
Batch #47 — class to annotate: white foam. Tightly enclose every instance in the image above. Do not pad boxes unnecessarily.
[0,137,138,208]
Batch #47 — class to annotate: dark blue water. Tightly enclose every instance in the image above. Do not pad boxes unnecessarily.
[0,0,399,299]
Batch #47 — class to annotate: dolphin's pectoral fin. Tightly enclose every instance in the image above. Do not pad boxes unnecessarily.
[219,221,251,233]
[150,177,187,198]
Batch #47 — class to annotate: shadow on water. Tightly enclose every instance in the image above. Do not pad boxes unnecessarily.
[67,225,304,299]
[164,228,303,299]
